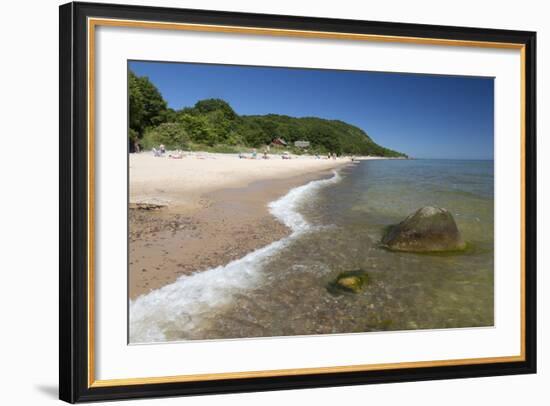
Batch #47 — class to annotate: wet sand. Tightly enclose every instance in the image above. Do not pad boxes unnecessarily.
[129,169,344,299]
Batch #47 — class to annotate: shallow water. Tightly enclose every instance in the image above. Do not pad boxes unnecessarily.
[130,159,494,343]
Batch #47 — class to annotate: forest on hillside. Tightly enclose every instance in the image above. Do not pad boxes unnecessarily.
[128,70,406,157]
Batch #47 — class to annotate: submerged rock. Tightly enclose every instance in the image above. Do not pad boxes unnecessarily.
[329,270,369,294]
[381,206,466,253]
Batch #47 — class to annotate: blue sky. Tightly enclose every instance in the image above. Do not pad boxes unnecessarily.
[129,61,494,159]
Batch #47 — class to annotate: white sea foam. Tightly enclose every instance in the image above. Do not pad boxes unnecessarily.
[129,170,342,343]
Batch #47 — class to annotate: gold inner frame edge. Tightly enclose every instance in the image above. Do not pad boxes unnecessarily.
[86,17,527,388]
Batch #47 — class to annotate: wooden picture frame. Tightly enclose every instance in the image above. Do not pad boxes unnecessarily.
[59,1,536,403]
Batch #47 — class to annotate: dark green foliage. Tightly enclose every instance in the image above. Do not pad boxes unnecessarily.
[128,70,406,157]
[128,128,139,144]
[236,115,406,157]
[128,71,168,140]
[194,99,237,120]
[236,117,271,147]
[177,114,216,145]
[171,99,244,146]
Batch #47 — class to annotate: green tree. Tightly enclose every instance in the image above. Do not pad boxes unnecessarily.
[128,70,168,150]
[178,114,216,146]
[142,123,191,150]
[129,72,145,136]
[194,98,237,120]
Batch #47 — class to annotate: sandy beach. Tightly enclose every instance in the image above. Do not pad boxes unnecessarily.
[130,152,354,208]
[129,152,352,299]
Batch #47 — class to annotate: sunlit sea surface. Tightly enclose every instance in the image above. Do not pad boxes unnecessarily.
[130,159,494,343]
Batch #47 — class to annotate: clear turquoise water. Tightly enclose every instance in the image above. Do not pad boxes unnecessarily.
[131,159,494,342]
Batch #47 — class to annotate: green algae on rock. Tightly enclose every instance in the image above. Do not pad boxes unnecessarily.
[328,270,370,294]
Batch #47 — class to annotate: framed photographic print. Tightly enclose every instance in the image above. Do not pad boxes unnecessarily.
[59,1,537,403]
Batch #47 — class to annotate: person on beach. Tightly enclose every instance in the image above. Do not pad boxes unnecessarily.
[251,149,257,159]
[159,144,166,154]
[168,151,183,159]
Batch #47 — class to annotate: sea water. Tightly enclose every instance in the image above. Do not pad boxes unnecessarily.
[130,159,494,343]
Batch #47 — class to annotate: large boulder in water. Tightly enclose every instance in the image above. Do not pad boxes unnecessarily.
[381,206,466,252]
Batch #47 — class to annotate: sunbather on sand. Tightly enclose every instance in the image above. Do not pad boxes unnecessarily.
[168,151,184,159]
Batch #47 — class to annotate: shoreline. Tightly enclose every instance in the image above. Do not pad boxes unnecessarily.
[129,152,401,300]
[129,152,354,299]
[129,170,345,342]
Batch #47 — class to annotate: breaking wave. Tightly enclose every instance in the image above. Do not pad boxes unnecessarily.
[129,171,342,343]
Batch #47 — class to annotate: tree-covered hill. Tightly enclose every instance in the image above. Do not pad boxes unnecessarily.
[239,114,405,157]
[129,71,406,157]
